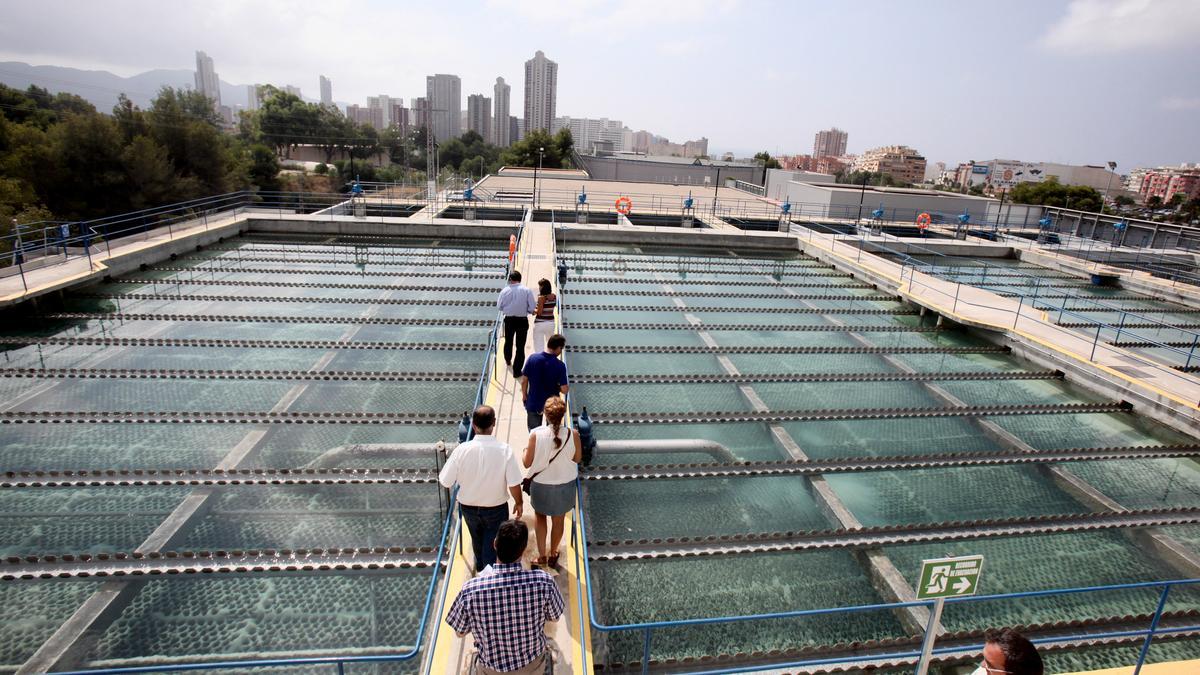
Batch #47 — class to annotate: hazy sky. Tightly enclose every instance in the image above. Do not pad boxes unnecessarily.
[1,0,1198,170]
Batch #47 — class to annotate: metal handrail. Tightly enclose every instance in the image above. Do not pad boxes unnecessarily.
[898,260,1200,372]
[852,226,1200,361]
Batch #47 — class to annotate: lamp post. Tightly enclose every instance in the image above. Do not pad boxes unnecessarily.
[1103,161,1117,214]
[856,172,868,225]
[533,146,544,209]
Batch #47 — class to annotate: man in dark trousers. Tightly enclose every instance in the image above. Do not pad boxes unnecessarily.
[438,406,524,573]
[497,271,536,378]
[521,333,569,431]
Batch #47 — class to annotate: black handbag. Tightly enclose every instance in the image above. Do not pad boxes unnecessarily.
[522,428,571,494]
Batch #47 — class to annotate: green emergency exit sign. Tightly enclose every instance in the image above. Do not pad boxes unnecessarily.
[916,555,984,600]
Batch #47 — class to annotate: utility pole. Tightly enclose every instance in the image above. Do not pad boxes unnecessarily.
[533,146,544,210]
[712,167,721,217]
[856,173,868,225]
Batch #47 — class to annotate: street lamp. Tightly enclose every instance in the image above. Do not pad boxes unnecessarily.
[533,146,544,210]
[1102,161,1117,213]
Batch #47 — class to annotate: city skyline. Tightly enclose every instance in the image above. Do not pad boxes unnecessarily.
[1,1,1198,169]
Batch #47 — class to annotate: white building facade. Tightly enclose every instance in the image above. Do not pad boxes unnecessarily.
[552,116,625,153]
[426,74,462,141]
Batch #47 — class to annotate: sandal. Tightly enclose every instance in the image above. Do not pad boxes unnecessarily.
[547,553,560,569]
[534,556,547,568]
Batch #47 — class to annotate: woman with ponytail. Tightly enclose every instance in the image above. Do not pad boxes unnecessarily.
[522,396,582,569]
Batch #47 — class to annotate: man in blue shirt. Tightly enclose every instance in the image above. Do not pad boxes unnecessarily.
[497,271,536,378]
[447,519,563,674]
[521,333,568,431]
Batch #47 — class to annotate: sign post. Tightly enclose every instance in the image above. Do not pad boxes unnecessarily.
[914,555,984,675]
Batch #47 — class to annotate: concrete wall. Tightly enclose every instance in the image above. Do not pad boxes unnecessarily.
[286,145,389,167]
[765,169,835,201]
[985,202,1042,227]
[783,183,997,223]
[573,154,761,186]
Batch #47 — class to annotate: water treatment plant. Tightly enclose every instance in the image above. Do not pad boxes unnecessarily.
[1,172,1199,674]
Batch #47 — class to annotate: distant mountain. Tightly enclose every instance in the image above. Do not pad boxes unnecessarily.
[0,61,325,113]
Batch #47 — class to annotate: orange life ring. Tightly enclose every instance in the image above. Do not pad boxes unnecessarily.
[508,234,516,261]
[916,213,932,229]
[615,197,633,215]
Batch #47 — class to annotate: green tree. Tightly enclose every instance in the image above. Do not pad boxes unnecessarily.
[836,170,901,187]
[121,135,176,209]
[500,128,573,169]
[258,86,320,157]
[754,151,781,169]
[42,112,128,219]
[1146,195,1164,210]
[1008,177,1102,212]
[248,144,281,191]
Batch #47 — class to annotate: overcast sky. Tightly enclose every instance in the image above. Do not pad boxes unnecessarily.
[1,0,1198,170]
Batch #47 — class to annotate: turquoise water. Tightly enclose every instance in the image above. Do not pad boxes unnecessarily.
[592,550,907,666]
[82,574,429,667]
[0,236,486,668]
[585,475,831,541]
[824,465,1085,526]
[575,244,1200,667]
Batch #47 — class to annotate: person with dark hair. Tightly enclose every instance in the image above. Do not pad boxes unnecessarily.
[522,396,582,569]
[978,628,1043,675]
[447,519,564,675]
[531,278,557,354]
[521,333,569,431]
[497,270,536,378]
[439,405,524,573]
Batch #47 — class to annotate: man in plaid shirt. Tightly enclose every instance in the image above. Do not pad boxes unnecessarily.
[447,519,564,674]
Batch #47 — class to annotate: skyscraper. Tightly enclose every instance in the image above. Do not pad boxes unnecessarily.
[194,51,221,112]
[284,85,302,98]
[493,77,511,147]
[319,76,332,106]
[413,97,431,131]
[425,74,461,141]
[523,50,557,135]
[813,128,848,158]
[245,85,260,112]
[367,95,401,128]
[467,95,491,142]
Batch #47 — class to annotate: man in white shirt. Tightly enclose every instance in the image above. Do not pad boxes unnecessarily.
[439,405,524,573]
[497,271,536,378]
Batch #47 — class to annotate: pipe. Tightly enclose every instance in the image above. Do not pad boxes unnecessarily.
[595,439,737,463]
[306,442,450,469]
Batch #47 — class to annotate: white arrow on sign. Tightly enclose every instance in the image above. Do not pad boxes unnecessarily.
[953,577,973,594]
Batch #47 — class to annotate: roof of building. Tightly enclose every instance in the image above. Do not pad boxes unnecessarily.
[799,182,996,201]
[601,153,757,168]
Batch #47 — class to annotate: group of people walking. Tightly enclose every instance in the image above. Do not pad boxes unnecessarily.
[439,269,576,672]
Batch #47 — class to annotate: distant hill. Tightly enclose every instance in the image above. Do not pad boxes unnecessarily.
[0,61,328,113]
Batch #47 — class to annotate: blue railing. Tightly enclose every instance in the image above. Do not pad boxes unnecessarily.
[574,480,1200,674]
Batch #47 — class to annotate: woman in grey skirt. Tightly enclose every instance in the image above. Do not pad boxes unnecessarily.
[522,396,582,569]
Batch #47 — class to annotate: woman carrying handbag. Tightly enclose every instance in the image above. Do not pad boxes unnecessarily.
[522,396,582,569]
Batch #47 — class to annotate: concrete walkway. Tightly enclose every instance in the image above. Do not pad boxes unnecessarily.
[430,216,589,674]
[797,229,1200,425]
[0,211,245,308]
